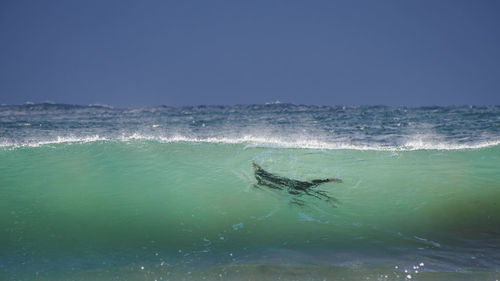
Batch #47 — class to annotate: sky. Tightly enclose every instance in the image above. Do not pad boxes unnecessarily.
[0,0,499,107]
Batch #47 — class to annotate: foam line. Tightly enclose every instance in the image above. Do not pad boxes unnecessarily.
[1,134,499,151]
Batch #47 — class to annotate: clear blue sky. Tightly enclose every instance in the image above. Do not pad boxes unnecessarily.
[1,0,499,107]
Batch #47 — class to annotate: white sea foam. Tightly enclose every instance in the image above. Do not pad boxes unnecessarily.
[402,139,500,150]
[1,135,109,148]
[1,133,499,151]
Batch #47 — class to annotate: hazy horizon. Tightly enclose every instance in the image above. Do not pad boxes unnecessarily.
[2,100,500,109]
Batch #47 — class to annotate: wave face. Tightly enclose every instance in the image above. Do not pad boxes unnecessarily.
[1,104,500,280]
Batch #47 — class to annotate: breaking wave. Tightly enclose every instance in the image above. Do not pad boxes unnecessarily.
[1,133,499,151]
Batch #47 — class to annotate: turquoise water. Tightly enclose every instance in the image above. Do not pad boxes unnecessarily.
[1,104,500,280]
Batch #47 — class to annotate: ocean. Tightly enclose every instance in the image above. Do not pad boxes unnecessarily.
[1,103,499,281]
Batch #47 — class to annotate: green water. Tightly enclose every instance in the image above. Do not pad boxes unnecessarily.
[1,141,500,280]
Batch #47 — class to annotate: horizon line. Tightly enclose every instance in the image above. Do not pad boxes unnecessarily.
[1,101,500,110]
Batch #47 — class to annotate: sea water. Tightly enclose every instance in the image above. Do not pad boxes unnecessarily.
[1,104,499,280]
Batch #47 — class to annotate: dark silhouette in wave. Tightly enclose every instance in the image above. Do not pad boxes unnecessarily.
[252,163,341,206]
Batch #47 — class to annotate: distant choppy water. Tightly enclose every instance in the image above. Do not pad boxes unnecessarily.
[1,104,499,281]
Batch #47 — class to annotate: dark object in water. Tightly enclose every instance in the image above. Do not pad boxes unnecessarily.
[252,163,341,204]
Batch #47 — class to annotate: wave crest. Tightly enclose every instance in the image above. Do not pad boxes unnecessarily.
[1,134,499,151]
